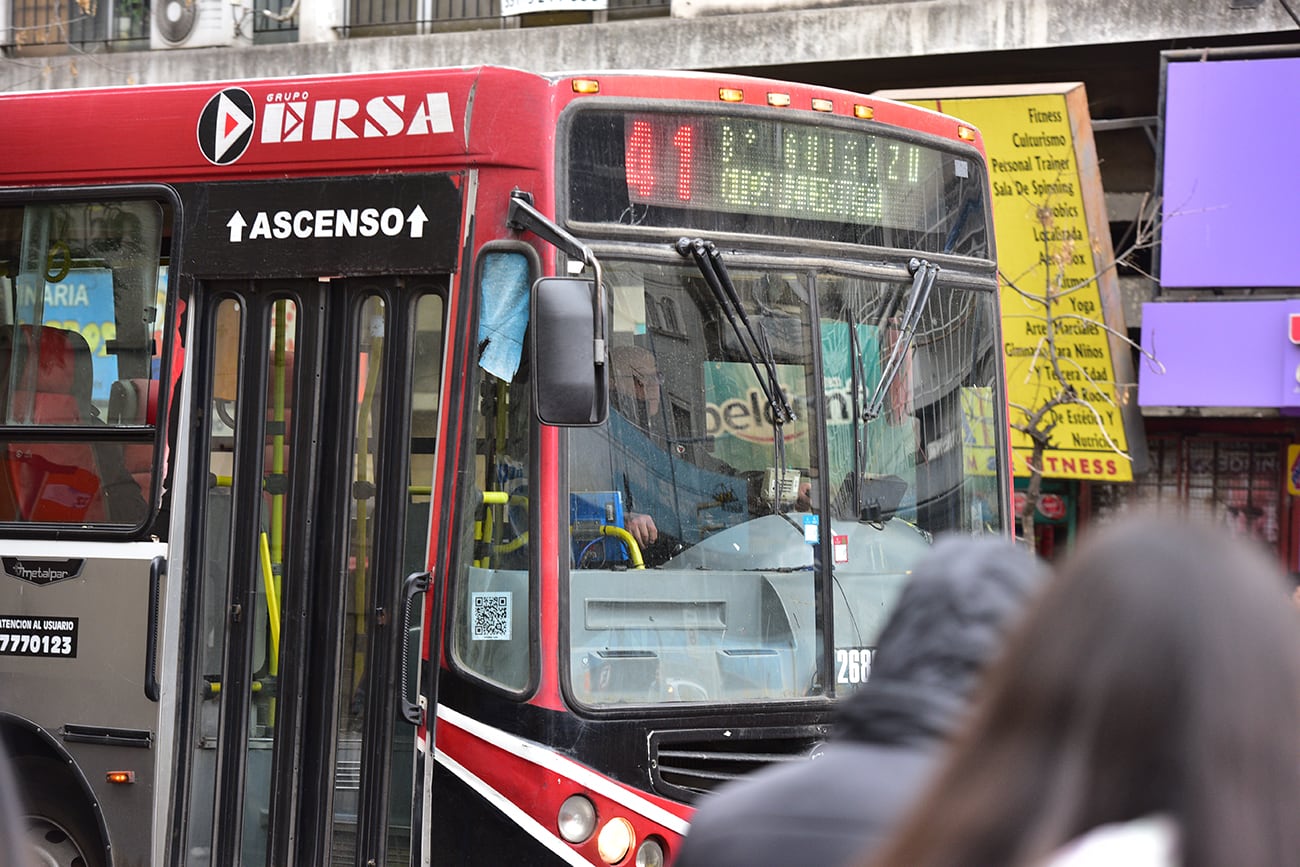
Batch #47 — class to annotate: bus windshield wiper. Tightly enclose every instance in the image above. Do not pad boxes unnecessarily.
[862,257,939,422]
[675,237,795,425]
[843,278,903,514]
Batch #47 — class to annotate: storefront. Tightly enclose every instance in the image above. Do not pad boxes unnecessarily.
[1112,302,1300,568]
[1092,46,1300,568]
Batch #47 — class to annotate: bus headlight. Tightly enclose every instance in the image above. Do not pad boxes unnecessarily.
[635,836,665,867]
[557,795,597,843]
[596,817,635,864]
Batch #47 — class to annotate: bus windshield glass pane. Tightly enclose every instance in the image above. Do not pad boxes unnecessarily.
[566,109,989,256]
[566,258,1006,708]
[0,200,166,526]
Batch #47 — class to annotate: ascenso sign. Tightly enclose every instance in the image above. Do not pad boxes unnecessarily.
[183,174,462,278]
[197,87,455,166]
[225,206,429,243]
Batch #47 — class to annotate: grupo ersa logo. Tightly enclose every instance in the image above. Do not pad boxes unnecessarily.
[197,87,255,166]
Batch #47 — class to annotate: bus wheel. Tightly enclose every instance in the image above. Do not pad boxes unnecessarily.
[15,757,106,867]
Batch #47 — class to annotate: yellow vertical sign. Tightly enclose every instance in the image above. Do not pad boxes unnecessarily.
[878,83,1136,482]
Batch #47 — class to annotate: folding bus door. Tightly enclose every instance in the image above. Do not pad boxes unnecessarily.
[176,276,445,867]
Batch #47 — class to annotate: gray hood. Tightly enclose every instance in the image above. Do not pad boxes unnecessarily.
[834,534,1046,746]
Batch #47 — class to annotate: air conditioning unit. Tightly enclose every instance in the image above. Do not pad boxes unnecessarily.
[150,0,235,49]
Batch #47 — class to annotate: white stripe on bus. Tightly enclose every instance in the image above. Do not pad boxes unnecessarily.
[435,703,691,835]
[431,749,593,867]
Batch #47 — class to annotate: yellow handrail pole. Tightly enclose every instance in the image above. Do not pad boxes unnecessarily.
[203,681,263,697]
[259,531,281,674]
[598,525,645,569]
[476,489,509,568]
[489,380,510,561]
[494,534,529,554]
[259,531,281,724]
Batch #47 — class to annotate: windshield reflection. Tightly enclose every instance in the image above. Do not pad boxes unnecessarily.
[566,256,1005,707]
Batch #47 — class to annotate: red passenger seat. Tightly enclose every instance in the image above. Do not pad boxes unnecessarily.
[108,377,159,493]
[4,325,107,522]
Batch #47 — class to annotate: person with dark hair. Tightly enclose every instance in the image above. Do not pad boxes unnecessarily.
[865,514,1300,867]
[671,535,1046,867]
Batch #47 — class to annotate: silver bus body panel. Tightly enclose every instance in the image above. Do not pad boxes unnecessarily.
[0,538,166,866]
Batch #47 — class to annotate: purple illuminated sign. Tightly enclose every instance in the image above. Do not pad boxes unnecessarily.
[1160,54,1300,288]
[1139,300,1300,410]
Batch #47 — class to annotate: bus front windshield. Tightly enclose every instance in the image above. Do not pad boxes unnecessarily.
[567,255,1006,708]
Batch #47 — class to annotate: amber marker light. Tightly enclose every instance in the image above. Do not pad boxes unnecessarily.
[106,771,135,784]
[718,87,745,102]
[572,79,601,94]
[957,125,977,142]
[767,92,791,107]
[853,104,875,120]
[597,817,635,864]
[811,98,834,112]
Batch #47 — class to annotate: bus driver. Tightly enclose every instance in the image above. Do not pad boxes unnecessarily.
[608,345,667,551]
[570,343,747,568]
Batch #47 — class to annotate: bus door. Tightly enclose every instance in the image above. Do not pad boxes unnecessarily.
[178,277,445,867]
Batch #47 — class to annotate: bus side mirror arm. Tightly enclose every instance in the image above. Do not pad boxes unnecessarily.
[507,190,587,266]
[507,190,607,364]
[509,190,609,426]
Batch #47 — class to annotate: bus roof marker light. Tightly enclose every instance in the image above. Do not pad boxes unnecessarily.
[572,79,601,94]
[718,87,744,102]
[958,125,977,141]
[854,104,875,120]
[811,98,834,112]
[767,93,791,107]
[557,794,597,843]
[597,817,635,864]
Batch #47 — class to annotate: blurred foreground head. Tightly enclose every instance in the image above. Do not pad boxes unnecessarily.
[670,535,1045,867]
[868,514,1300,867]
[836,533,1046,744]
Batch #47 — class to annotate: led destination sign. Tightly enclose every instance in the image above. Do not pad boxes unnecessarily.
[567,109,988,254]
[623,114,931,224]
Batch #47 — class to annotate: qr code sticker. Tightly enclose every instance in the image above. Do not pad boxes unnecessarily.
[471,591,512,641]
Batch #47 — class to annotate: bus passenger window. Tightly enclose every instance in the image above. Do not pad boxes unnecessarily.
[452,369,532,692]
[404,294,443,576]
[0,199,169,527]
[451,250,533,693]
[185,297,242,863]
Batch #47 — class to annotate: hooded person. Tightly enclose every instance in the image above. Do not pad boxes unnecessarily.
[671,534,1047,867]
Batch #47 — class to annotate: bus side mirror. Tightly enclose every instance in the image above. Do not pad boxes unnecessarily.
[531,277,608,426]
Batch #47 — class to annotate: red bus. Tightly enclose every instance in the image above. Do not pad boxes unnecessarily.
[0,66,1009,866]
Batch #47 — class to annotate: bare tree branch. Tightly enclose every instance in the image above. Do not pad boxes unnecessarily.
[1000,190,1172,549]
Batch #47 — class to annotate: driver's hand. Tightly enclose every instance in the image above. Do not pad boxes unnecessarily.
[795,480,813,511]
[625,512,658,548]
